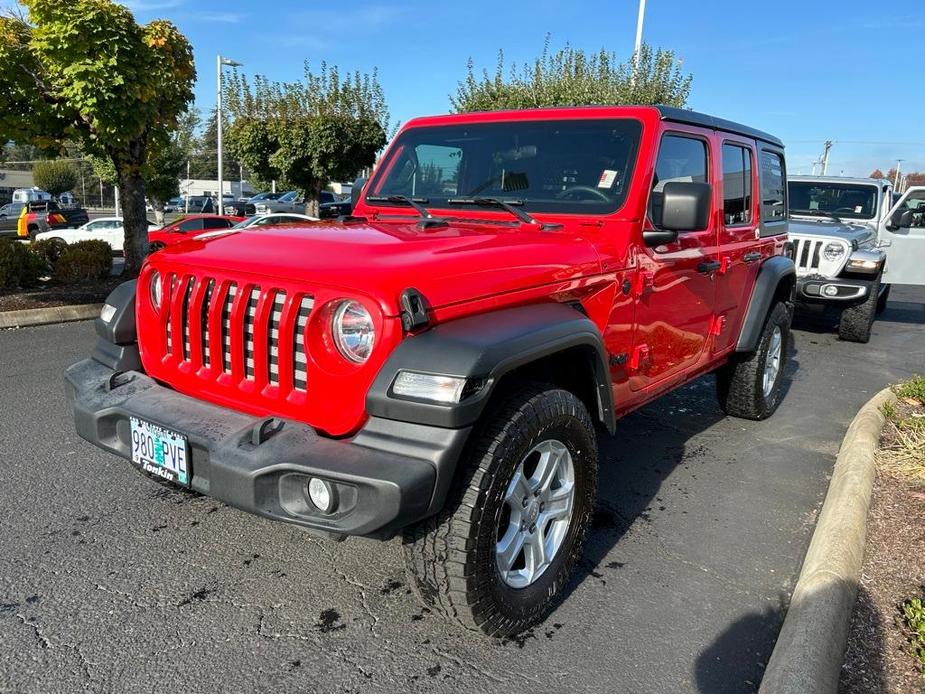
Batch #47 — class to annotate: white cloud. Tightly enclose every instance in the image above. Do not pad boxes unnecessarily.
[197,11,243,24]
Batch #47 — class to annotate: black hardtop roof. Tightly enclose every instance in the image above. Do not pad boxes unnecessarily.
[656,105,784,149]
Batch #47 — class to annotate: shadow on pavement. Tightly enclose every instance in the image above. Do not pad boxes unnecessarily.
[559,339,801,609]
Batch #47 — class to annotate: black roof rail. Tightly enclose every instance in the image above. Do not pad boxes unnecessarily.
[655,105,784,149]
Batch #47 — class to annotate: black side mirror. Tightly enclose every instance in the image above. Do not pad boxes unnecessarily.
[888,208,914,230]
[351,177,367,212]
[643,181,712,246]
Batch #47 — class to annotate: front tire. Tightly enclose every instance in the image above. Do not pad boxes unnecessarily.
[838,273,881,343]
[401,384,598,637]
[717,301,791,420]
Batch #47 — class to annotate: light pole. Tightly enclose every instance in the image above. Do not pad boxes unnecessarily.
[630,0,646,89]
[894,160,903,190]
[217,55,242,215]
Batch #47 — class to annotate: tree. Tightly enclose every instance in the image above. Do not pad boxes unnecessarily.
[224,63,389,217]
[188,107,240,181]
[32,159,78,196]
[870,168,925,189]
[0,1,195,273]
[451,38,693,112]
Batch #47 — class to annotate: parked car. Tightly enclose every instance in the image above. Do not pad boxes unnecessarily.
[147,215,246,251]
[253,190,302,214]
[67,105,796,638]
[787,176,925,342]
[0,202,24,219]
[319,191,352,219]
[35,216,160,254]
[230,213,319,229]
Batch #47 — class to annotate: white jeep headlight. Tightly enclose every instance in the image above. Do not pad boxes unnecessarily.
[332,300,375,363]
[823,242,846,261]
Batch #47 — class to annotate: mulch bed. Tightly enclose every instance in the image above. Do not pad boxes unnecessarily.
[0,276,124,313]
[840,395,925,693]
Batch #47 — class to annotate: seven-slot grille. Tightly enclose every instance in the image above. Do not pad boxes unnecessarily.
[161,274,313,393]
[789,236,849,277]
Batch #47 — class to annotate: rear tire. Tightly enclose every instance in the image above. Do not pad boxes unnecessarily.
[717,301,791,420]
[838,273,881,343]
[401,384,598,637]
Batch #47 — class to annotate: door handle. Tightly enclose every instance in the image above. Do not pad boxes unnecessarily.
[743,251,762,263]
[697,260,722,274]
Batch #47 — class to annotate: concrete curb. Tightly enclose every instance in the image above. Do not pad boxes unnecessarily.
[0,303,102,329]
[759,386,897,694]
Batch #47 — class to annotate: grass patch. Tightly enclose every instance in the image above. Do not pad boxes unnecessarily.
[901,593,925,677]
[880,379,925,487]
[897,375,925,404]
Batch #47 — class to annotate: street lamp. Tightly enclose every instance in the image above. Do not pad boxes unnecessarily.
[217,55,242,214]
[630,0,646,89]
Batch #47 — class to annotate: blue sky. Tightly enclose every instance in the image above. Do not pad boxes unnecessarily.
[15,0,925,176]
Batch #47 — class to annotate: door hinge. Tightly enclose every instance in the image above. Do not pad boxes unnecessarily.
[710,315,727,336]
[633,271,654,298]
[629,343,650,371]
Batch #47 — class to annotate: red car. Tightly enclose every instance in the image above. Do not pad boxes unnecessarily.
[147,214,245,251]
[68,106,795,637]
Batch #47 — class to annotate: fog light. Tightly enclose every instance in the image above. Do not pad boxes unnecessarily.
[392,371,468,404]
[307,477,335,514]
[823,285,839,297]
[100,303,116,323]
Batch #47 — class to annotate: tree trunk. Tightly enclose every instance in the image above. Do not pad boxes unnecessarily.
[305,181,323,218]
[119,169,150,275]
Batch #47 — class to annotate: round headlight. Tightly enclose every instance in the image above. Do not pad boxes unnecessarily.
[332,300,375,363]
[823,242,845,261]
[150,270,162,309]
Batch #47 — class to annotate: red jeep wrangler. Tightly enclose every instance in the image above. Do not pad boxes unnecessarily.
[66,106,795,637]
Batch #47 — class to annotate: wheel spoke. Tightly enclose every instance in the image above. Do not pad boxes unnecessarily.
[542,485,573,523]
[531,442,562,494]
[523,530,547,579]
[496,527,526,573]
[504,469,532,506]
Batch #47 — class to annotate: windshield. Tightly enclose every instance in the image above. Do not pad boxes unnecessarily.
[233,215,259,229]
[788,181,878,220]
[368,118,643,215]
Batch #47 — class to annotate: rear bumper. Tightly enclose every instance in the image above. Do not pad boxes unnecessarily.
[65,358,469,538]
[796,275,872,305]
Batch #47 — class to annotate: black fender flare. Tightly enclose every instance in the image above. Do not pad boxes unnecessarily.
[736,255,796,352]
[366,302,616,433]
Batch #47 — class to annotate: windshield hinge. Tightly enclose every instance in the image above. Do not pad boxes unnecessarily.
[399,288,431,332]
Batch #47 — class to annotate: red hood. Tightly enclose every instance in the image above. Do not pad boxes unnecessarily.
[148,220,602,316]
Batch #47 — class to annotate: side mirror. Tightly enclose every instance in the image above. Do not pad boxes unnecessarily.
[887,208,914,231]
[351,176,367,212]
[643,181,712,246]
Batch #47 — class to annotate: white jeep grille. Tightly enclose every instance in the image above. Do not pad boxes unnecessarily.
[789,236,850,277]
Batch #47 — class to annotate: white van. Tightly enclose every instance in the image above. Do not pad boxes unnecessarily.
[12,187,52,204]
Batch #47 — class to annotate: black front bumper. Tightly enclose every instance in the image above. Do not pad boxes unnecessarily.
[796,275,872,305]
[65,358,469,538]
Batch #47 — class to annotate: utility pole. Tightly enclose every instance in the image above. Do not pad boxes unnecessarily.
[894,160,903,190]
[630,0,647,89]
[217,55,242,216]
[185,159,190,214]
[819,140,833,176]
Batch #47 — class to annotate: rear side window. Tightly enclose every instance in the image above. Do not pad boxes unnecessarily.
[178,219,204,232]
[760,150,786,222]
[722,144,753,225]
[650,134,708,226]
[202,218,232,229]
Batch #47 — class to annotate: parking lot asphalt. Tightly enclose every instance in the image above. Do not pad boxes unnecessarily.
[1,286,923,694]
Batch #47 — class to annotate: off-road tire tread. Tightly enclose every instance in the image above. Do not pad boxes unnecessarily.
[716,301,791,421]
[838,273,881,343]
[401,384,597,637]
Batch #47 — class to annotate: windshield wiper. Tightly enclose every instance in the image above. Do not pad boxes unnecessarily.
[446,197,561,230]
[795,209,842,223]
[366,195,434,218]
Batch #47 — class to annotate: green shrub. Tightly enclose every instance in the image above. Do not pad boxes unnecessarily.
[897,376,925,404]
[31,237,68,271]
[901,594,925,675]
[54,240,113,283]
[0,239,45,289]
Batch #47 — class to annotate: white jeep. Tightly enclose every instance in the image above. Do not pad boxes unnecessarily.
[787,176,925,342]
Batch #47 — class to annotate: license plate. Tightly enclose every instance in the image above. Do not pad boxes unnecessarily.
[129,417,190,486]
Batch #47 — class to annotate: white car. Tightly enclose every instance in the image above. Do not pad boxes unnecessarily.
[231,213,319,229]
[35,217,161,254]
